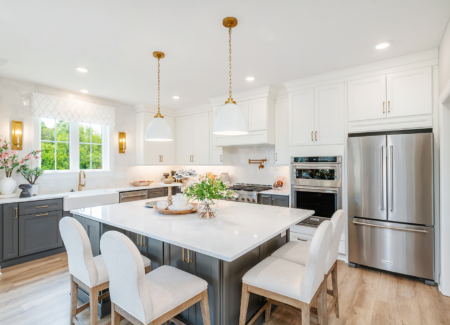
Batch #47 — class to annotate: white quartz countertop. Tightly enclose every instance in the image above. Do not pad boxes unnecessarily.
[0,183,181,204]
[259,188,290,196]
[71,198,313,262]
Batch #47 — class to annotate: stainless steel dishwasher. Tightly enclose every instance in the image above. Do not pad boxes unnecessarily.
[119,190,148,203]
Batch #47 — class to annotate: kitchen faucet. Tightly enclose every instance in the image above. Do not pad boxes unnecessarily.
[78,170,86,191]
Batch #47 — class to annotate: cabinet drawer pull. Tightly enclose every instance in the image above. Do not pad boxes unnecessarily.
[311,131,313,141]
[220,154,222,162]
[187,249,192,264]
[36,213,48,217]
[182,247,187,262]
[161,155,163,162]
[315,131,318,141]
[15,207,18,219]
[388,101,390,113]
[36,205,49,208]
[296,238,308,242]
[383,102,385,114]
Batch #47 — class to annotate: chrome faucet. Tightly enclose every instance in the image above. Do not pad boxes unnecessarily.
[78,171,86,191]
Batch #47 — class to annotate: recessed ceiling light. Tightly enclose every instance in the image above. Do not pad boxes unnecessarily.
[80,89,89,93]
[173,96,180,99]
[374,41,392,50]
[76,67,88,73]
[246,76,255,81]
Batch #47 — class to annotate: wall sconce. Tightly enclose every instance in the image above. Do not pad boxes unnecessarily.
[11,121,23,150]
[119,132,126,153]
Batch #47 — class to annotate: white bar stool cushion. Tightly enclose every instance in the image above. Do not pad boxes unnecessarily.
[93,254,151,286]
[243,221,332,304]
[271,210,346,273]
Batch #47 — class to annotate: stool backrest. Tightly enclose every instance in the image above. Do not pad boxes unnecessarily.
[100,231,154,324]
[325,210,346,273]
[59,217,98,287]
[299,220,332,303]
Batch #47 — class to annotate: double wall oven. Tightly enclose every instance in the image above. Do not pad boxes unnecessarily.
[291,156,342,227]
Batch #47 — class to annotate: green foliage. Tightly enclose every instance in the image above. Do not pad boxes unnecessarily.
[0,140,40,177]
[79,123,102,169]
[16,165,44,184]
[184,176,235,202]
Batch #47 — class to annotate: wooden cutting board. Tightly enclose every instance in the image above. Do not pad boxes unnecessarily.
[153,203,198,215]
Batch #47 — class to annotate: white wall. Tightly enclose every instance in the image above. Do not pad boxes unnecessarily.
[439,19,450,94]
[0,76,172,193]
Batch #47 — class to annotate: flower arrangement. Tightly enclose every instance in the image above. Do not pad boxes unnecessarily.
[16,166,44,185]
[0,139,41,177]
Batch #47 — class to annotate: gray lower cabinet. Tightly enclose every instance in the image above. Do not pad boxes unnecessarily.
[3,203,19,260]
[258,194,289,207]
[0,205,3,262]
[19,210,63,257]
[258,194,272,205]
[148,187,166,198]
[85,218,101,257]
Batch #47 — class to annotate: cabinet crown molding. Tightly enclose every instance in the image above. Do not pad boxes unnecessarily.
[209,85,278,106]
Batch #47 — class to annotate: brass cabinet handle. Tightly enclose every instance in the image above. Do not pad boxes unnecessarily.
[296,238,307,242]
[311,131,313,141]
[383,102,385,114]
[161,155,163,162]
[315,131,318,141]
[182,247,187,262]
[15,207,18,219]
[220,154,222,162]
[187,249,192,263]
[36,205,48,208]
[36,213,48,217]
[182,248,193,263]
[388,101,390,113]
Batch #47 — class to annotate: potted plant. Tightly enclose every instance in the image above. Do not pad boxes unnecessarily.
[0,139,40,195]
[184,173,235,218]
[16,165,44,196]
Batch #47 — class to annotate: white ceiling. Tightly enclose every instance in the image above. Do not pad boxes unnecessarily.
[0,0,449,109]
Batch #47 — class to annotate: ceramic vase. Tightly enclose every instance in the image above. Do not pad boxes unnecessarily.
[0,177,17,195]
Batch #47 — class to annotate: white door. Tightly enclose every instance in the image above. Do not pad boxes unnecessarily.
[348,75,386,121]
[290,89,315,146]
[177,115,193,165]
[314,83,344,145]
[144,114,162,165]
[248,98,267,131]
[160,115,175,164]
[386,67,432,118]
[192,112,210,165]
[275,99,289,165]
[210,110,223,165]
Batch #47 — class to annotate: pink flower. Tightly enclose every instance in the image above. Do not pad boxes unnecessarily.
[3,152,9,158]
[34,155,39,160]
[6,160,12,167]
[19,159,24,165]
[35,149,41,153]
[25,154,31,160]
[0,154,3,159]
[11,150,17,155]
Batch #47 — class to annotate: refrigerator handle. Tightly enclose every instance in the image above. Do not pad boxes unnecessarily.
[390,145,394,212]
[380,146,384,211]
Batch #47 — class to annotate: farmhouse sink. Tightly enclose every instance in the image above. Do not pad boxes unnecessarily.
[64,189,120,211]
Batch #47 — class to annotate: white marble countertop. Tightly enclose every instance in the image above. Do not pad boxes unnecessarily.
[71,198,313,262]
[259,188,290,196]
[0,183,181,204]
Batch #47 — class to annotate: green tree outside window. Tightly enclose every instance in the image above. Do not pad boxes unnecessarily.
[79,123,102,170]
[40,119,70,170]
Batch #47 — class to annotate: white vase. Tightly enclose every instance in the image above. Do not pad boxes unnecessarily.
[30,184,39,196]
[0,177,17,195]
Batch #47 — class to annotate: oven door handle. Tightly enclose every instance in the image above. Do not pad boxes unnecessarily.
[293,186,339,194]
[292,164,340,169]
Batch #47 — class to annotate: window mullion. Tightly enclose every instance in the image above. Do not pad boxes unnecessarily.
[70,121,80,171]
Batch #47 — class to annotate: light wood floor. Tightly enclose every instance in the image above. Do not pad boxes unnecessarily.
[0,253,449,325]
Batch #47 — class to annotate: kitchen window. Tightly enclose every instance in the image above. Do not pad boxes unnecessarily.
[79,123,102,170]
[40,118,70,170]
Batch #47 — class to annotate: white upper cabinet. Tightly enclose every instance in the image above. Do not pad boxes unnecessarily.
[136,110,175,165]
[348,76,386,121]
[290,84,344,146]
[275,99,289,165]
[176,112,210,165]
[210,109,223,165]
[248,98,267,131]
[386,67,432,118]
[290,88,315,146]
[314,83,344,145]
[348,67,432,122]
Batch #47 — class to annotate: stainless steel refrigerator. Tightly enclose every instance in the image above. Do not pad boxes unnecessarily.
[348,132,434,283]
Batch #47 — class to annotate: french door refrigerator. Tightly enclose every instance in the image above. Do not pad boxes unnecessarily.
[348,132,434,283]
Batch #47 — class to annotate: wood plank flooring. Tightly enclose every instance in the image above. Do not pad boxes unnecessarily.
[0,253,449,325]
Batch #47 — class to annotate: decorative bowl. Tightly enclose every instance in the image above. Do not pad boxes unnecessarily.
[130,181,153,187]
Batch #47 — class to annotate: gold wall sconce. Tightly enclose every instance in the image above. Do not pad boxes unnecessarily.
[119,132,126,153]
[11,121,23,150]
[249,159,267,170]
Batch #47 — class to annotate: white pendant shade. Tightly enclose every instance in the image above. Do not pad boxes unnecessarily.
[213,103,248,135]
[145,117,174,141]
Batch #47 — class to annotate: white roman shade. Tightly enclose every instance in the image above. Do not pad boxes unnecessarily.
[31,92,115,127]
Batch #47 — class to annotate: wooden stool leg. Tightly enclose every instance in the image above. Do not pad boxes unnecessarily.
[316,282,324,325]
[265,301,272,322]
[89,286,99,325]
[239,284,250,325]
[200,289,211,325]
[301,302,310,325]
[69,275,78,325]
[332,264,339,318]
[111,302,121,325]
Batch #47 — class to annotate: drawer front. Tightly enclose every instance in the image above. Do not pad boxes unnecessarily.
[19,199,63,216]
[290,231,313,244]
[119,190,148,203]
[258,194,272,205]
[148,188,166,198]
[290,224,317,236]
[19,210,63,257]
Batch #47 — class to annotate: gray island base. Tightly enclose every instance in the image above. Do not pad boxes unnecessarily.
[71,198,314,325]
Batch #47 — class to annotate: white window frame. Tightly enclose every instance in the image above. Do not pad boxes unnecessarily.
[32,118,112,177]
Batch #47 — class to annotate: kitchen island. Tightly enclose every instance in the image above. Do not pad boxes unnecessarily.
[71,198,314,325]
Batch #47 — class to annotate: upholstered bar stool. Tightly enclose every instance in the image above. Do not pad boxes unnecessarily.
[272,210,346,318]
[59,217,151,325]
[100,231,212,325]
[239,221,333,325]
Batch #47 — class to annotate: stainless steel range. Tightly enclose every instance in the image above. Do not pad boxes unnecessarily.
[227,183,272,204]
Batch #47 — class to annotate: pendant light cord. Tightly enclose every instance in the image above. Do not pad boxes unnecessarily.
[229,27,232,100]
[158,57,161,115]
